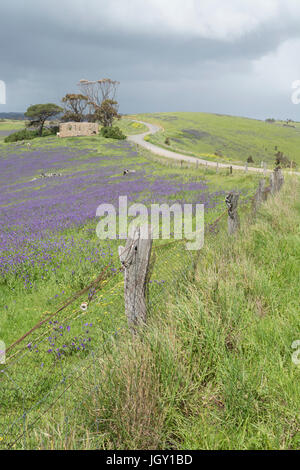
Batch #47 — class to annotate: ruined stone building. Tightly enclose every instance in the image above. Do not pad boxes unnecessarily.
[58,122,99,138]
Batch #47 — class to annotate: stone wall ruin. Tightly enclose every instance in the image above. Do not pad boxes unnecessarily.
[58,122,99,138]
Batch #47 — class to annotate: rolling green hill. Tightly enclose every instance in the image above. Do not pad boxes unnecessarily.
[129,112,300,168]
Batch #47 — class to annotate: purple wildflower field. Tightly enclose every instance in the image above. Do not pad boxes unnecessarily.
[0,139,226,280]
[0,135,253,440]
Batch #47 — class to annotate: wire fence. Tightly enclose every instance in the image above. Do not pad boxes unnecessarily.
[0,171,274,449]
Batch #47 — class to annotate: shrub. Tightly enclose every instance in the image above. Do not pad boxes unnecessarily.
[274,151,297,169]
[4,129,38,143]
[4,126,60,143]
[247,156,254,163]
[165,137,170,145]
[44,125,59,136]
[100,126,126,140]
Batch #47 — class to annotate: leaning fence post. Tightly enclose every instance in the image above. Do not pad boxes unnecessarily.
[118,224,152,334]
[252,178,265,217]
[226,192,240,235]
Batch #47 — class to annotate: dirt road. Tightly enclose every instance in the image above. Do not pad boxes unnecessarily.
[128,119,299,175]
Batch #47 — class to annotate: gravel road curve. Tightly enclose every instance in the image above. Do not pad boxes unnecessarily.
[128,119,299,176]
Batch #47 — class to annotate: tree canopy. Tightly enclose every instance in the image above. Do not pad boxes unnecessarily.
[78,78,120,107]
[61,94,89,122]
[94,99,121,127]
[25,103,63,136]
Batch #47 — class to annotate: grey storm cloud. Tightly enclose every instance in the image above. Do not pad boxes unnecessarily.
[1,0,300,119]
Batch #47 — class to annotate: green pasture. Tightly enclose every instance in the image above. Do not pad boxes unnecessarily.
[129,112,300,168]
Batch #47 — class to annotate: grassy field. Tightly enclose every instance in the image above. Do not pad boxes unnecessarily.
[21,174,299,450]
[129,112,300,168]
[0,118,260,342]
[0,116,298,450]
[0,117,262,448]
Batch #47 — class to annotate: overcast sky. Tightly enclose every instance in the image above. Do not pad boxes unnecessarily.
[1,0,300,119]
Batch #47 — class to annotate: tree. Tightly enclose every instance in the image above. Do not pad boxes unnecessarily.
[61,93,89,122]
[78,78,120,107]
[25,103,63,136]
[94,99,121,127]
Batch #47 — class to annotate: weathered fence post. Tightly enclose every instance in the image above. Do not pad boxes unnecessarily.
[252,179,265,217]
[262,185,270,202]
[262,168,284,201]
[274,167,284,193]
[270,168,284,194]
[245,162,248,173]
[270,172,275,195]
[263,162,267,177]
[118,224,152,334]
[226,192,240,235]
[216,162,219,173]
[230,165,233,175]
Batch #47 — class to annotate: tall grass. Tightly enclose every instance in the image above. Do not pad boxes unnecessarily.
[30,175,300,450]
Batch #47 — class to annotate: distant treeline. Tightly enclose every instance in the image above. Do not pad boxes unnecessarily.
[0,112,25,120]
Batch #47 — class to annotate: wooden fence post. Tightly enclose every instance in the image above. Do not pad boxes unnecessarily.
[270,168,284,194]
[274,167,284,193]
[216,162,219,173]
[230,166,233,175]
[263,162,267,177]
[252,178,265,217]
[245,162,248,173]
[226,192,240,235]
[264,168,284,199]
[270,172,275,195]
[262,186,270,202]
[118,225,152,334]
